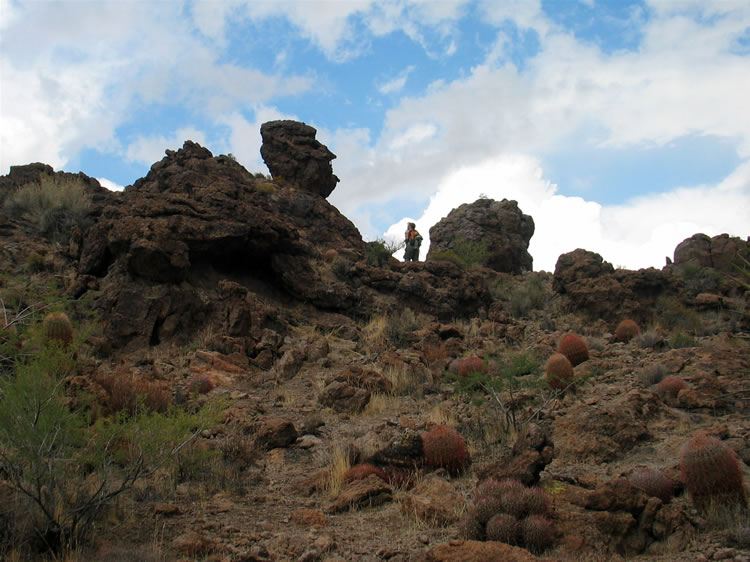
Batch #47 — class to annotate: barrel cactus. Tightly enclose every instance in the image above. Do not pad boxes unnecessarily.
[655,376,686,401]
[343,463,388,484]
[557,333,589,366]
[42,311,74,346]
[420,424,469,475]
[614,319,640,343]
[545,353,574,389]
[679,434,746,510]
[628,468,674,503]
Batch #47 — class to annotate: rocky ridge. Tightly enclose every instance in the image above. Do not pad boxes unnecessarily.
[0,120,749,561]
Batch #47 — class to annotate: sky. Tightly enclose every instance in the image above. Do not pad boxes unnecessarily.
[1,0,749,272]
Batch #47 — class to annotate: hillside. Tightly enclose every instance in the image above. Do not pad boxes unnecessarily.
[0,121,749,561]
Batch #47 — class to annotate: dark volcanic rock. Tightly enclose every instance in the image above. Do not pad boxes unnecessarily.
[260,120,339,198]
[552,248,676,325]
[673,233,750,274]
[427,198,534,274]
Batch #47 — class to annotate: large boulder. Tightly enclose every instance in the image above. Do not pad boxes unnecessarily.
[673,233,750,274]
[260,120,339,198]
[552,249,676,324]
[427,198,534,274]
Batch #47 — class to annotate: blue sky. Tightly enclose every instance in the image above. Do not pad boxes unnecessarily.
[1,0,749,271]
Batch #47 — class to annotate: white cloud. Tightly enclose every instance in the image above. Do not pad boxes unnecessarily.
[97,177,125,192]
[383,155,750,272]
[125,127,207,165]
[378,65,415,95]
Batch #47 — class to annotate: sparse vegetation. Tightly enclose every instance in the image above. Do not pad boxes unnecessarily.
[508,275,546,318]
[3,174,93,243]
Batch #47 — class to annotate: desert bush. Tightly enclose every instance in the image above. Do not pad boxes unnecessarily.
[332,255,354,279]
[638,363,668,386]
[634,328,663,349]
[365,238,400,266]
[95,372,172,416]
[508,275,546,318]
[669,331,697,349]
[429,249,467,268]
[677,263,724,298]
[452,236,489,268]
[361,308,421,353]
[3,174,93,243]
[0,310,223,556]
[24,251,47,273]
[679,434,746,511]
[655,296,703,335]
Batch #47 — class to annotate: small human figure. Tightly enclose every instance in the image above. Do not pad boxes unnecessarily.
[403,222,423,262]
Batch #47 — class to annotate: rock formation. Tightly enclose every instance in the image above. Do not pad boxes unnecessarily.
[427,198,534,274]
[673,233,750,274]
[260,120,339,198]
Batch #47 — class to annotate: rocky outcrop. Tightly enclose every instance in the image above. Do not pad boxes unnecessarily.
[427,198,534,274]
[65,133,492,352]
[552,249,677,325]
[673,233,750,274]
[260,120,339,198]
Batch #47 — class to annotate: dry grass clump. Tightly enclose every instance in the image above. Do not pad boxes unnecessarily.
[325,445,352,496]
[638,363,668,386]
[94,372,171,416]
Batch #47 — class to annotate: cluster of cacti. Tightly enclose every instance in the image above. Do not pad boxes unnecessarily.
[42,311,74,346]
[628,468,674,503]
[655,376,686,400]
[343,463,388,484]
[556,333,589,366]
[420,424,469,476]
[679,434,747,510]
[544,352,574,389]
[447,356,486,378]
[614,319,640,342]
[460,478,555,554]
[187,374,215,395]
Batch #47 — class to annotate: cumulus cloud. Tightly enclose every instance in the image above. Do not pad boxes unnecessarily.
[383,155,750,272]
[125,127,207,165]
[97,178,125,192]
[378,65,416,94]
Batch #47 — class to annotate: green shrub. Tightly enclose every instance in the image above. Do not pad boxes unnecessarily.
[677,263,724,297]
[452,236,489,268]
[3,174,93,243]
[429,249,467,269]
[0,309,224,557]
[655,296,703,335]
[365,238,399,266]
[508,276,546,318]
[670,331,697,349]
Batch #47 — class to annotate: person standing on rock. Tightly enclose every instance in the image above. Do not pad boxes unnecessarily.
[404,222,423,262]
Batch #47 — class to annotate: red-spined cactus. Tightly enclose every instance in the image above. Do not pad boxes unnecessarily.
[188,374,215,395]
[614,319,640,343]
[524,487,552,516]
[343,463,388,484]
[655,376,686,401]
[323,248,338,264]
[42,311,74,346]
[557,333,589,366]
[521,515,555,554]
[447,356,486,378]
[420,424,469,476]
[628,468,674,503]
[679,435,747,510]
[486,513,520,545]
[545,353,574,389]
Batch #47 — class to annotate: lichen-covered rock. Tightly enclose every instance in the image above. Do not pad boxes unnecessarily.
[260,120,339,198]
[427,198,534,274]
